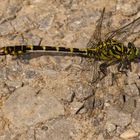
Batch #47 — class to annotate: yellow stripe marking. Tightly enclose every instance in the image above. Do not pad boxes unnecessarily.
[80,48,88,54]
[11,51,16,55]
[70,48,73,53]
[56,47,59,52]
[116,45,121,51]
[136,49,139,56]
[42,46,46,50]
[79,48,87,51]
[4,47,7,54]
[103,42,106,47]
[18,51,23,54]
[85,49,88,55]
[27,45,33,50]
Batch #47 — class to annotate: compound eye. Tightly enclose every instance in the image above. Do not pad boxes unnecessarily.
[128,42,132,49]
[128,42,135,49]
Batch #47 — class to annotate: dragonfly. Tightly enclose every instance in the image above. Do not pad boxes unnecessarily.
[0,8,140,81]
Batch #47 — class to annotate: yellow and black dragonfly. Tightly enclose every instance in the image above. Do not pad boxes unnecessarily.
[0,8,140,80]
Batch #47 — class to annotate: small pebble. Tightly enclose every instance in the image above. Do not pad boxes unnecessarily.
[6,81,23,89]
[120,129,138,139]
[106,123,116,132]
[123,84,139,96]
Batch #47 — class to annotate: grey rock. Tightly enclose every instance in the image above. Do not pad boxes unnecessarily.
[0,0,140,139]
[127,73,139,85]
[0,22,14,36]
[122,97,136,113]
[0,81,10,95]
[38,14,54,31]
[75,84,93,101]
[132,119,140,133]
[35,119,75,140]
[59,0,73,8]
[97,134,104,140]
[105,123,116,132]
[116,0,139,16]
[65,91,75,103]
[106,106,131,127]
[68,16,87,31]
[123,84,139,96]
[60,59,73,70]
[135,77,140,89]
[5,80,23,91]
[93,97,104,109]
[6,0,22,17]
[25,69,36,79]
[92,113,104,127]
[20,33,42,45]
[2,86,64,127]
[11,16,36,32]
[0,68,7,79]
[45,69,58,78]
[120,129,138,139]
[132,101,140,132]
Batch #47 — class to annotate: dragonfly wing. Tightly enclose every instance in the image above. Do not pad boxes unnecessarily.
[86,8,105,48]
[85,8,105,85]
[105,17,140,41]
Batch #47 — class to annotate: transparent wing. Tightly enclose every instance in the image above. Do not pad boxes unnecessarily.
[105,17,140,41]
[86,8,105,48]
[85,8,106,85]
[83,7,105,112]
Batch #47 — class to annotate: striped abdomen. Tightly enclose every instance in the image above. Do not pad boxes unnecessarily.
[0,45,97,57]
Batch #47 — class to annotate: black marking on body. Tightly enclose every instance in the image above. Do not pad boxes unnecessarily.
[59,47,70,52]
[32,46,44,50]
[45,46,57,51]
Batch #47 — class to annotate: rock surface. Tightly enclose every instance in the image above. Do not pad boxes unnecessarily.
[2,86,64,127]
[0,0,139,139]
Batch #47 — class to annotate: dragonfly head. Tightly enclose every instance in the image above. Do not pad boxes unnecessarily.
[127,42,140,62]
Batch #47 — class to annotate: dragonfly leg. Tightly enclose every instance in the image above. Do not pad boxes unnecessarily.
[117,60,131,76]
[11,53,30,64]
[91,62,112,83]
[99,60,119,81]
[19,53,31,64]
[117,63,127,76]
[100,63,108,74]
[99,62,108,80]
[90,60,109,84]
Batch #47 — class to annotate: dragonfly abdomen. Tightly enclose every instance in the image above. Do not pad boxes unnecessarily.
[0,45,92,56]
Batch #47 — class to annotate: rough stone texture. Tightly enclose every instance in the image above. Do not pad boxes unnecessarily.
[2,86,64,128]
[132,101,140,133]
[0,0,139,139]
[122,97,136,113]
[35,119,75,140]
[120,129,138,139]
[123,84,139,96]
[106,106,131,127]
[116,0,139,16]
[105,123,116,132]
[0,22,14,36]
